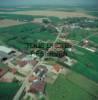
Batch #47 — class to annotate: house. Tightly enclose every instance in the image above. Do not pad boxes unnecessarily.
[82,40,89,46]
[18,61,28,67]
[10,68,17,74]
[48,47,65,58]
[0,68,6,77]
[31,60,38,66]
[34,65,48,78]
[52,64,62,73]
[29,80,46,93]
[18,54,39,67]
[29,75,38,82]
[0,66,8,78]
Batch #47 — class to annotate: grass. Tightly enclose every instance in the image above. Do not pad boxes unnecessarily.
[0,23,56,51]
[67,71,98,98]
[46,74,95,100]
[0,14,42,21]
[0,82,21,100]
[67,46,98,82]
[88,12,98,17]
[74,46,98,71]
[66,29,92,41]
[88,34,98,43]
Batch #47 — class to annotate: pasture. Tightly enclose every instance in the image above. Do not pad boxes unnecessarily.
[0,23,57,51]
[67,46,98,82]
[46,74,96,100]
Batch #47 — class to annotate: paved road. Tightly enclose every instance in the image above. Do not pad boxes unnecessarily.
[13,27,62,100]
[13,61,42,100]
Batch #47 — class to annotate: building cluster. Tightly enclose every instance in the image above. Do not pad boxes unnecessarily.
[29,65,48,93]
[0,44,72,99]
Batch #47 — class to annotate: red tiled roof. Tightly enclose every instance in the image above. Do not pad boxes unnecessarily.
[0,68,5,77]
[53,64,61,72]
[18,61,28,67]
[30,81,46,93]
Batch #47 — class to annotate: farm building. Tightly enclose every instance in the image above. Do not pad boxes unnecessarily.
[0,46,15,62]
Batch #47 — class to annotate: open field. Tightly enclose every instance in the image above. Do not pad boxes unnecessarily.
[46,74,96,100]
[0,23,57,51]
[0,19,26,28]
[88,34,98,43]
[0,14,42,21]
[0,10,96,18]
[0,82,21,100]
[66,29,93,41]
[67,71,98,98]
[67,46,98,83]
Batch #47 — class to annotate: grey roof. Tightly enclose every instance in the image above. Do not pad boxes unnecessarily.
[0,51,8,60]
[0,46,13,54]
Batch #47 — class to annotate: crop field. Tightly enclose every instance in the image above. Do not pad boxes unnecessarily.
[88,34,98,43]
[67,46,98,82]
[0,19,26,28]
[0,14,43,21]
[0,23,57,51]
[66,29,92,41]
[46,74,96,100]
[3,10,96,18]
[66,71,98,98]
[0,82,21,100]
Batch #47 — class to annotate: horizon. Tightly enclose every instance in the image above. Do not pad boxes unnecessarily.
[0,0,97,7]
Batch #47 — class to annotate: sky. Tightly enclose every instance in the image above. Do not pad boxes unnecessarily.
[0,0,97,6]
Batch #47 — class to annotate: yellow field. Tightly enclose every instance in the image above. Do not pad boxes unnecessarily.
[10,10,96,18]
[0,19,26,28]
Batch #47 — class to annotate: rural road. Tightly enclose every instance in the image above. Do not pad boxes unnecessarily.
[13,26,62,100]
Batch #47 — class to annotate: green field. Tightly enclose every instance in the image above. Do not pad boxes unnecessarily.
[0,14,44,21]
[0,23,57,51]
[0,82,21,100]
[88,34,98,43]
[67,46,98,82]
[66,29,92,41]
[67,71,98,98]
[88,12,98,17]
[46,74,96,100]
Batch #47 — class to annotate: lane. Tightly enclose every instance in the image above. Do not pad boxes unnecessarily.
[13,26,62,100]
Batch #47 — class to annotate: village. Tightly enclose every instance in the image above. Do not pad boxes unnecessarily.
[0,39,74,100]
[0,16,98,99]
[0,2,98,99]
